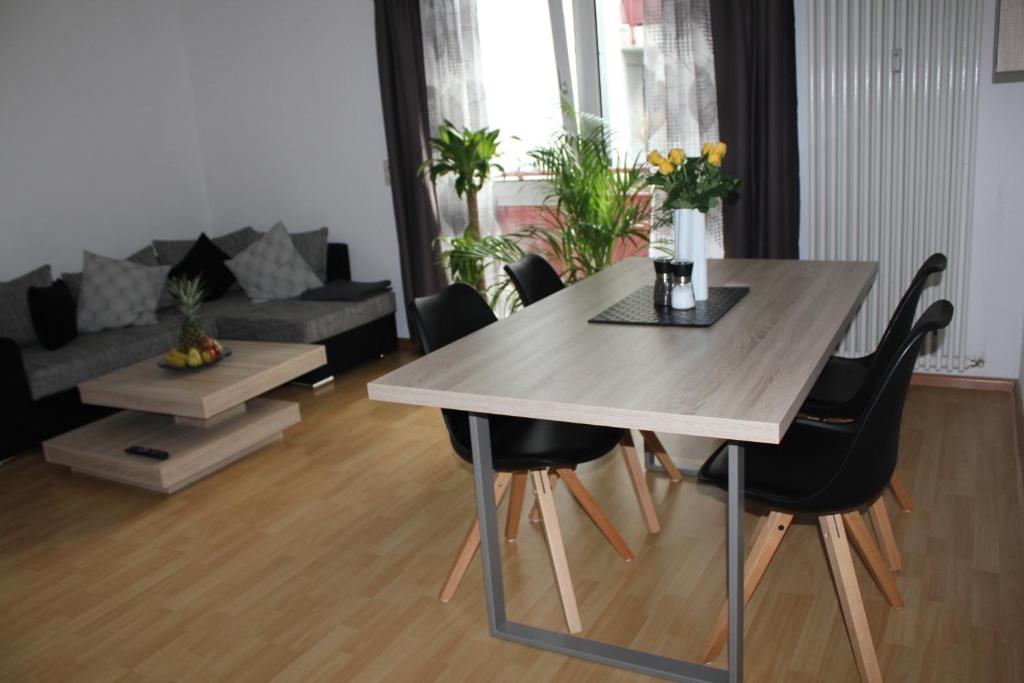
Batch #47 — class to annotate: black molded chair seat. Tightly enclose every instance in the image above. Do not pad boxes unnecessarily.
[698,420,855,514]
[803,355,870,411]
[445,411,623,471]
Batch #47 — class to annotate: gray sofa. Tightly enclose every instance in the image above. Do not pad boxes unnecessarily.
[2,241,397,460]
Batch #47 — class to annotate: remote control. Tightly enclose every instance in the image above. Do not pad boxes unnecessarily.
[125,445,170,461]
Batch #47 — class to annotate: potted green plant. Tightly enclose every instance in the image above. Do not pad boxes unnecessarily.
[421,120,520,294]
[644,143,740,300]
[522,111,652,284]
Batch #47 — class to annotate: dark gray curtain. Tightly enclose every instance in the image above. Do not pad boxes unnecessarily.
[375,0,447,302]
[710,0,800,259]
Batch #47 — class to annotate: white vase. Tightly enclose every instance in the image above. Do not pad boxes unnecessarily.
[672,208,709,301]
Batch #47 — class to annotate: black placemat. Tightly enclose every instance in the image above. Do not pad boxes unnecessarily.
[589,285,750,328]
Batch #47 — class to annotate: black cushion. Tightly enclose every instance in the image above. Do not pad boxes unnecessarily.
[167,233,235,300]
[27,279,78,350]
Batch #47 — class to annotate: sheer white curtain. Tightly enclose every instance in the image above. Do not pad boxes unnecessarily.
[419,0,500,268]
[643,0,724,257]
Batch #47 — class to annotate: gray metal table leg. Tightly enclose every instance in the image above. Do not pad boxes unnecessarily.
[727,444,745,682]
[468,414,740,682]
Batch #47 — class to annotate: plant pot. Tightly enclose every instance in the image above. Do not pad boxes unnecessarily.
[672,208,709,301]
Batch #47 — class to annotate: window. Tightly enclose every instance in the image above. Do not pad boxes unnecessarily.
[595,0,647,160]
[476,0,565,173]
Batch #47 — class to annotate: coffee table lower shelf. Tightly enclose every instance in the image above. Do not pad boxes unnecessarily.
[43,398,300,493]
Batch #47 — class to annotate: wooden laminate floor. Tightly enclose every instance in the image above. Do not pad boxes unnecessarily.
[2,353,1022,682]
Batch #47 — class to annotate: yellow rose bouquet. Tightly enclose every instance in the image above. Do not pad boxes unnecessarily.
[644,142,740,214]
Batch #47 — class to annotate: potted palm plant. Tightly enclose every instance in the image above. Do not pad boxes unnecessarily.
[421,120,521,295]
[522,111,652,284]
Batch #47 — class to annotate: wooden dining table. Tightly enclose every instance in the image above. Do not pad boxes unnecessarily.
[367,257,877,682]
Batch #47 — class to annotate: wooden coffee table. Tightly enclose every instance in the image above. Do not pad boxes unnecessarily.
[43,340,326,493]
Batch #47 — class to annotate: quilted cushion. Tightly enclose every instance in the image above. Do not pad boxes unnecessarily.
[252,224,329,281]
[225,223,322,301]
[0,265,52,346]
[76,252,170,333]
[62,246,159,303]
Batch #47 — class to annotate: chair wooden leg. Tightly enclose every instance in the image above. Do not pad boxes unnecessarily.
[640,430,683,481]
[528,470,557,523]
[819,514,884,683]
[554,468,635,561]
[868,496,902,573]
[619,432,661,533]
[843,511,906,607]
[888,472,914,512]
[702,511,793,663]
[505,472,528,541]
[438,472,513,603]
[532,470,583,634]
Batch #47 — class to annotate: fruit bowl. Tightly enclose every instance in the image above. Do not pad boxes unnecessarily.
[159,340,231,371]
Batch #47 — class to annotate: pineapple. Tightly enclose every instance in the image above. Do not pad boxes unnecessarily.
[167,276,207,352]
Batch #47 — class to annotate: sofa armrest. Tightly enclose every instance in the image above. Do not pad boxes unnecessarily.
[327,243,351,282]
[0,337,36,459]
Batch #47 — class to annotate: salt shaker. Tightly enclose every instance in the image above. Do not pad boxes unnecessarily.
[671,261,696,310]
[653,258,673,309]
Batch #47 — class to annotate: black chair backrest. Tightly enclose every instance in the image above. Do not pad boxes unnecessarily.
[801,300,954,512]
[874,253,946,369]
[841,253,946,415]
[409,283,499,457]
[504,254,565,306]
[408,283,497,354]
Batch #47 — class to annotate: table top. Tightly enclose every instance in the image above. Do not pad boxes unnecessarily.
[368,258,876,444]
[78,340,326,419]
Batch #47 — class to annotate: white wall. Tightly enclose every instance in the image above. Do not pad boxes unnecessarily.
[965,0,1024,379]
[0,0,406,335]
[0,0,211,276]
[1019,315,1024,400]
[176,0,406,335]
[794,0,1024,378]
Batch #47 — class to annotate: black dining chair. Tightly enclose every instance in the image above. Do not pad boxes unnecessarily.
[504,253,684,531]
[699,300,953,682]
[410,283,643,634]
[802,253,947,419]
[503,253,565,306]
[800,253,946,571]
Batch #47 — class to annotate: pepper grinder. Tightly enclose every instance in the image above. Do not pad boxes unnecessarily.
[653,258,673,309]
[670,261,696,310]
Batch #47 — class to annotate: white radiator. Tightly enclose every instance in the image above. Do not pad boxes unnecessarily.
[804,0,983,372]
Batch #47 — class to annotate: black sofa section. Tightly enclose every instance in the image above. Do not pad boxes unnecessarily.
[0,242,397,462]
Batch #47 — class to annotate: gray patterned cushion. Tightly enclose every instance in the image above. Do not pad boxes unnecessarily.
[62,246,159,302]
[214,290,396,343]
[76,252,170,333]
[153,227,259,266]
[0,265,53,346]
[225,223,323,301]
[253,223,329,281]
